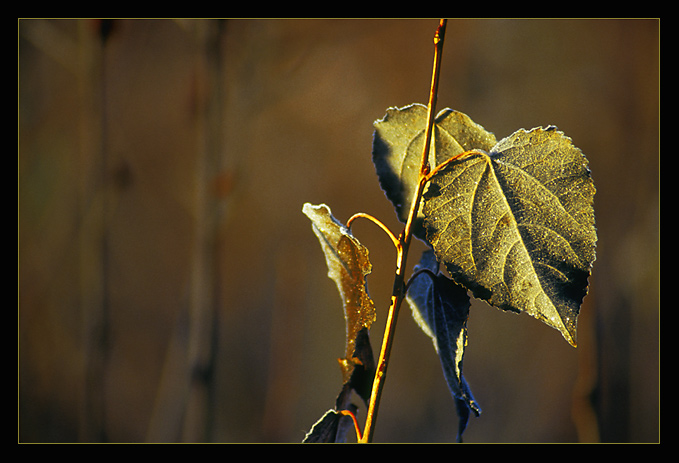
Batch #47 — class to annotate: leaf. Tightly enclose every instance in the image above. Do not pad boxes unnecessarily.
[406,249,480,442]
[372,103,497,239]
[302,203,377,442]
[302,405,359,443]
[422,126,597,346]
[302,203,376,403]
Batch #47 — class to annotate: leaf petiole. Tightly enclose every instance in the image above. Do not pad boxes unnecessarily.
[339,409,363,442]
[424,149,485,183]
[405,267,439,294]
[347,212,401,251]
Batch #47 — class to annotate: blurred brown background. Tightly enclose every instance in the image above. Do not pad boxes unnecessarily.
[19,18,659,443]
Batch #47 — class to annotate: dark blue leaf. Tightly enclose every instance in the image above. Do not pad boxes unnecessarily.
[407,249,481,442]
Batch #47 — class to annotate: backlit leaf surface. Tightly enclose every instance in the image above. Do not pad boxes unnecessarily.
[423,126,597,346]
[373,103,497,239]
[302,203,376,399]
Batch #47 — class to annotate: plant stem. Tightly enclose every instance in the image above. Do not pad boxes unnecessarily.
[359,18,447,443]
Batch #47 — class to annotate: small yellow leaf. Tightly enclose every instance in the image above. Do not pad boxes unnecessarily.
[302,203,376,386]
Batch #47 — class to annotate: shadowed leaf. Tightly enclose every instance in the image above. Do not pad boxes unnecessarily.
[302,404,358,443]
[406,249,480,442]
[423,126,597,346]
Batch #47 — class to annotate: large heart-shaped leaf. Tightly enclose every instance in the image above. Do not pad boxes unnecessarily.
[422,126,597,346]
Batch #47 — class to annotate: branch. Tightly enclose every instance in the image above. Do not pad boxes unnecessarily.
[359,18,448,443]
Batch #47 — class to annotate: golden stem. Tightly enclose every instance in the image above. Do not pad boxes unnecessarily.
[359,18,447,443]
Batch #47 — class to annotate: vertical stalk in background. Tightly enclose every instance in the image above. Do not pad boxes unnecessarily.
[360,19,447,443]
[75,19,110,443]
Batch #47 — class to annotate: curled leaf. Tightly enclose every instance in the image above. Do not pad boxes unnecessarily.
[302,203,376,402]
[406,249,480,442]
[302,404,359,443]
[423,126,597,346]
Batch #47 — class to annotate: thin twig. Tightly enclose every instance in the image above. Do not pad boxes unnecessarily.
[359,18,447,443]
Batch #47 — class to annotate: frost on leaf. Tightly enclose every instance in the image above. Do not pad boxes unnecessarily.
[372,103,497,239]
[302,203,376,404]
[406,249,481,442]
[422,126,597,346]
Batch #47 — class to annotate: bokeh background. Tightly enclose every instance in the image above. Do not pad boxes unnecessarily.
[19,18,659,443]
